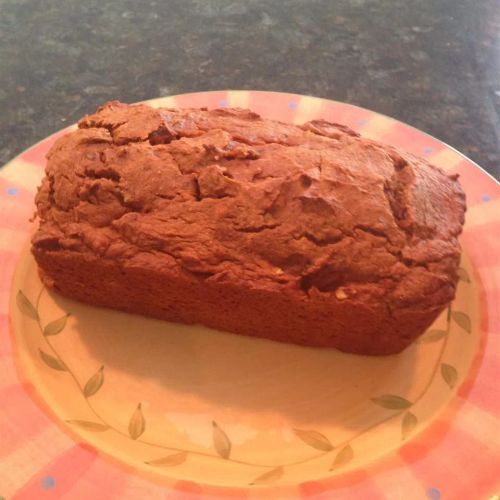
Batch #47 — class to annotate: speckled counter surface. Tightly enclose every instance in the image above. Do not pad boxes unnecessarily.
[0,0,498,178]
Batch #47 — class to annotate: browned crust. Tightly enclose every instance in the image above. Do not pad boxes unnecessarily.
[32,101,466,355]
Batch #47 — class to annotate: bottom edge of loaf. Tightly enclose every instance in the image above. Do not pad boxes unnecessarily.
[33,250,446,356]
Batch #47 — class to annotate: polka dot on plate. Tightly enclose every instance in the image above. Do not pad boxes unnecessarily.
[287,101,298,109]
[41,476,56,490]
[6,187,18,196]
[481,194,491,203]
[357,119,367,126]
[218,99,228,108]
[423,147,434,155]
[426,487,441,499]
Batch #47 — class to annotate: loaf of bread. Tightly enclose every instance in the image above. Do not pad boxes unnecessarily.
[32,101,466,355]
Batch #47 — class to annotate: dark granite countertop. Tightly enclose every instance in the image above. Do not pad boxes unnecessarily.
[0,0,498,179]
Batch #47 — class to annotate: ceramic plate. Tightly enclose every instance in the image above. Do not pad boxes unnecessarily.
[1,91,499,500]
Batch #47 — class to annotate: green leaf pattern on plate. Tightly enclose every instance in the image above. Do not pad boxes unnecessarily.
[457,267,470,282]
[401,411,418,440]
[452,311,471,333]
[128,403,146,440]
[16,290,39,320]
[212,421,231,459]
[330,445,354,470]
[441,363,458,389]
[66,420,109,432]
[39,349,67,371]
[43,314,69,336]
[420,329,447,343]
[250,466,283,485]
[293,428,334,451]
[146,451,188,466]
[371,395,412,409]
[83,366,104,398]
